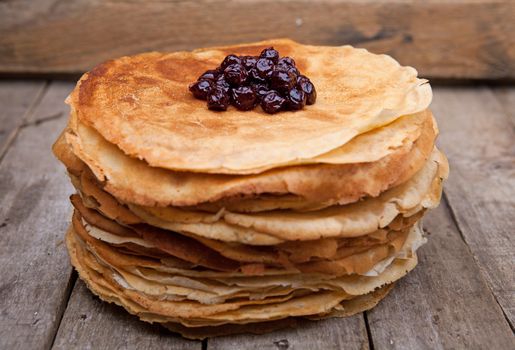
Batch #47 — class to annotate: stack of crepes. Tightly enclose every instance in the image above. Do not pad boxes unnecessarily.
[52,39,448,339]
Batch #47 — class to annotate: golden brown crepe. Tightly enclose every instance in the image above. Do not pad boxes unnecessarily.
[60,107,436,207]
[68,39,431,174]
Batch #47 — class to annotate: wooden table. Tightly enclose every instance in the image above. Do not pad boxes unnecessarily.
[0,80,513,349]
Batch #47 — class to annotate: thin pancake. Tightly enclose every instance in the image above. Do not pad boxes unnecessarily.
[129,148,446,242]
[162,283,394,339]
[69,39,431,174]
[61,107,435,207]
[73,201,415,276]
[67,225,415,324]
[67,149,441,244]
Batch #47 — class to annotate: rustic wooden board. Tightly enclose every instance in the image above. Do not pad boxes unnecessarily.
[366,202,514,349]
[0,83,74,350]
[26,81,74,125]
[1,1,514,79]
[0,80,45,159]
[208,315,369,350]
[52,280,202,350]
[492,86,515,122]
[431,87,515,326]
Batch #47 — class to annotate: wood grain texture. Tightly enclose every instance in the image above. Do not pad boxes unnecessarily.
[208,315,369,350]
[0,83,74,350]
[52,280,201,350]
[26,81,74,125]
[0,80,45,159]
[492,86,515,122]
[430,87,515,327]
[1,0,514,79]
[366,202,514,349]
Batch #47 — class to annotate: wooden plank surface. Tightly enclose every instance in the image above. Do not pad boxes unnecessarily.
[430,87,515,326]
[24,81,74,125]
[52,280,202,350]
[366,202,514,349]
[0,82,74,350]
[492,86,515,122]
[208,315,369,350]
[1,1,515,79]
[0,80,46,159]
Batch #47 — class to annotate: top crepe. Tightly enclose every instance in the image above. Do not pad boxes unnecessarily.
[68,39,431,174]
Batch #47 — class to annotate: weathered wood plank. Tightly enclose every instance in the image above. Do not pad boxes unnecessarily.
[0,82,74,350]
[430,87,515,326]
[366,201,514,349]
[24,81,74,125]
[1,0,514,79]
[208,315,369,350]
[52,280,201,350]
[0,80,46,160]
[492,86,515,123]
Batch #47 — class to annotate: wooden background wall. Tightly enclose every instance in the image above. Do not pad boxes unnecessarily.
[1,0,514,79]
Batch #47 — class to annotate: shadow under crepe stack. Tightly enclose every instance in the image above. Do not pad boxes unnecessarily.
[52,39,448,339]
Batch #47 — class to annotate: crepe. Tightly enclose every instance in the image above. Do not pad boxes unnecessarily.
[128,148,446,242]
[67,39,432,174]
[61,106,435,207]
[66,223,418,332]
[72,204,415,277]
[162,283,394,339]
[60,141,445,248]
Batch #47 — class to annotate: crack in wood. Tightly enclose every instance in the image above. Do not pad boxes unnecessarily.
[21,111,64,128]
[442,191,514,332]
[0,81,49,165]
[49,270,78,350]
[363,312,375,350]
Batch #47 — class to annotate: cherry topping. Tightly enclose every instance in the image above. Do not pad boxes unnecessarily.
[231,86,258,111]
[270,70,296,93]
[224,64,248,86]
[261,91,285,114]
[189,80,213,100]
[297,75,317,105]
[221,54,241,69]
[255,58,275,79]
[278,56,296,67]
[277,63,299,76]
[241,56,258,71]
[286,87,306,110]
[198,69,219,81]
[251,83,269,101]
[215,75,231,93]
[248,68,266,83]
[207,87,230,111]
[260,47,280,64]
[189,46,316,113]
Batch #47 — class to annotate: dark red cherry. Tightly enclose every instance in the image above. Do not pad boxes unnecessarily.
[221,54,242,69]
[286,87,306,110]
[270,70,296,93]
[260,47,279,64]
[207,87,230,111]
[224,64,248,86]
[231,86,258,111]
[297,75,317,105]
[189,80,213,100]
[261,90,285,114]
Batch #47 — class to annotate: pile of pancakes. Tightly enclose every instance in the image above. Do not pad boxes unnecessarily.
[52,39,448,339]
